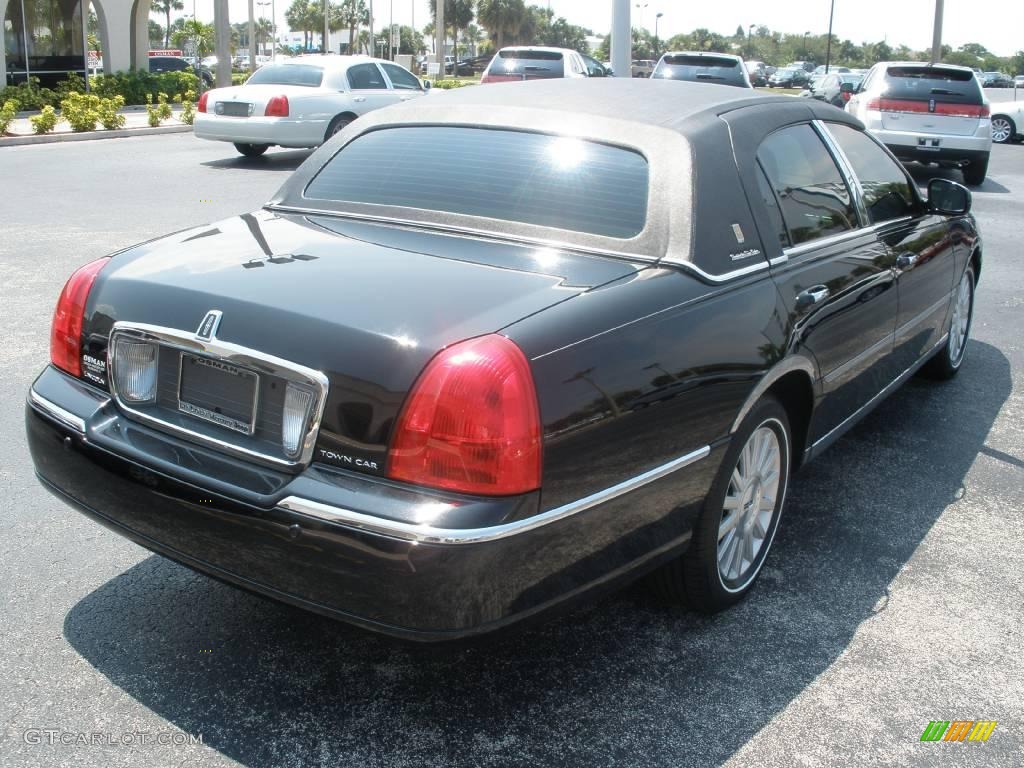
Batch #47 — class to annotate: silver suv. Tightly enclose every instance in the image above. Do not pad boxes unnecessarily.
[845,62,992,185]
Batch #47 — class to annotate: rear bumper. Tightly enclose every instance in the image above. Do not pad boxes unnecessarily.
[867,123,992,163]
[193,113,327,148]
[27,366,717,640]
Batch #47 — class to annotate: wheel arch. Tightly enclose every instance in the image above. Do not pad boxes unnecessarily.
[731,358,817,473]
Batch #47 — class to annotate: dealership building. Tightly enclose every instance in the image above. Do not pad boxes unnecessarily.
[3,0,152,85]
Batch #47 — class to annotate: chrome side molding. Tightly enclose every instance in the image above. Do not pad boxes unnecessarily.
[280,445,712,545]
[28,389,88,434]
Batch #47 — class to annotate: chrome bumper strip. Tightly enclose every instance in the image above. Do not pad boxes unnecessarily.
[280,445,712,545]
[28,389,87,434]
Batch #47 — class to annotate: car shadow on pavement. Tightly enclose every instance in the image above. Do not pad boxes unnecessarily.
[63,341,1011,768]
[201,149,313,172]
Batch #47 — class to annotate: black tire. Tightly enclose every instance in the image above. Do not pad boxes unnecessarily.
[324,114,354,143]
[233,142,269,157]
[991,115,1015,144]
[922,266,975,380]
[650,396,791,612]
[962,154,989,186]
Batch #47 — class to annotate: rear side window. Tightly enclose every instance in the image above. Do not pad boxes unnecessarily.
[881,66,983,104]
[654,55,748,87]
[488,50,565,79]
[246,64,324,87]
[305,127,649,239]
[828,124,918,224]
[757,124,857,246]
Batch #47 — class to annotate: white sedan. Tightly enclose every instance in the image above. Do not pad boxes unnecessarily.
[194,55,429,157]
[990,101,1023,144]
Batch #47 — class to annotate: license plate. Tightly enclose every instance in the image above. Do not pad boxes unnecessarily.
[177,353,258,435]
[216,101,252,117]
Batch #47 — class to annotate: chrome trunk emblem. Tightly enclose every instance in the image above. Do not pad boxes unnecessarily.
[196,310,223,341]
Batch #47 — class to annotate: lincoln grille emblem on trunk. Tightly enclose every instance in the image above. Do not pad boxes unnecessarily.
[196,310,223,341]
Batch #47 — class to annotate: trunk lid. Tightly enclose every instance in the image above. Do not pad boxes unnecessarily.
[876,65,986,136]
[84,211,640,473]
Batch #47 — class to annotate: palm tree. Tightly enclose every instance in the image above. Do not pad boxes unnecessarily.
[151,0,185,49]
[339,0,369,55]
[477,0,525,51]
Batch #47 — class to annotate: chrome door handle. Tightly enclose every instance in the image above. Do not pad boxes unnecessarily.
[399,95,412,101]
[796,285,830,309]
[353,96,366,103]
[896,252,920,269]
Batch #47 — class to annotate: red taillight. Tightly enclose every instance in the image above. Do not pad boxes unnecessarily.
[265,95,289,117]
[480,73,492,84]
[388,334,542,496]
[867,98,988,118]
[50,258,109,377]
[197,91,209,113]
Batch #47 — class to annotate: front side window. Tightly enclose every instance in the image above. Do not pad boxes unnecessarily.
[381,63,421,90]
[757,124,857,246]
[828,124,919,224]
[347,63,387,90]
[305,127,649,239]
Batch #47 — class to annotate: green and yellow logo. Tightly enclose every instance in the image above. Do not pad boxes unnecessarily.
[920,721,997,742]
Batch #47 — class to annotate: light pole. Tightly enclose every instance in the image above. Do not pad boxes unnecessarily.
[825,0,835,72]
[930,0,944,64]
[654,11,663,58]
[634,2,648,30]
[747,23,755,58]
[803,31,810,59]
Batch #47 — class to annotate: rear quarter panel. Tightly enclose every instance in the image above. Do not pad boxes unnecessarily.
[504,267,786,513]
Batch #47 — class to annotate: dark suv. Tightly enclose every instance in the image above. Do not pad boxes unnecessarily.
[148,56,213,87]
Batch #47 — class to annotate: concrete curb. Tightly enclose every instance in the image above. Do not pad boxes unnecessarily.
[0,124,192,147]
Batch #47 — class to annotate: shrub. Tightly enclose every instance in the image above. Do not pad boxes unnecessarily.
[30,105,59,134]
[0,78,59,110]
[61,92,100,132]
[157,92,172,121]
[97,95,126,129]
[180,90,197,125]
[431,79,474,89]
[0,98,18,134]
[89,70,199,106]
[231,73,249,86]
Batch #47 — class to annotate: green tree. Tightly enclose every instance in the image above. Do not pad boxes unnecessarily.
[148,20,164,48]
[150,0,185,48]
[477,0,526,50]
[430,0,474,65]
[541,17,587,52]
[171,18,214,59]
[339,0,369,54]
[285,0,317,50]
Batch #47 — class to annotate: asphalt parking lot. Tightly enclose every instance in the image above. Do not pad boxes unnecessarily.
[1,134,1022,768]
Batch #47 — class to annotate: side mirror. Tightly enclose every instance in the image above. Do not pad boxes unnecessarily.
[422,79,432,90]
[928,178,972,215]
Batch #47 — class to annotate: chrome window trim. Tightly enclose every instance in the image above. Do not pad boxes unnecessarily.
[280,445,711,544]
[28,389,87,434]
[781,216,914,260]
[106,322,330,469]
[813,119,870,226]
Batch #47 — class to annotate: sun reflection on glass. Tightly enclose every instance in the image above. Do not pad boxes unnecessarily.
[548,137,588,170]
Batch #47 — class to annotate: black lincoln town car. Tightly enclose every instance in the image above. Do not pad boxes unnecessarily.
[27,79,980,640]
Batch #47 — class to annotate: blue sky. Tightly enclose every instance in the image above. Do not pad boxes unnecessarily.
[210,0,1021,57]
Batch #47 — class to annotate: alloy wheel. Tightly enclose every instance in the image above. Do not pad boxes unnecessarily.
[991,117,1012,144]
[718,424,782,588]
[948,271,973,365]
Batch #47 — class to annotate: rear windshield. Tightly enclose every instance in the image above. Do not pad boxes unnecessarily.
[654,55,747,86]
[882,66,982,104]
[488,50,564,78]
[305,127,649,239]
[246,64,323,87]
